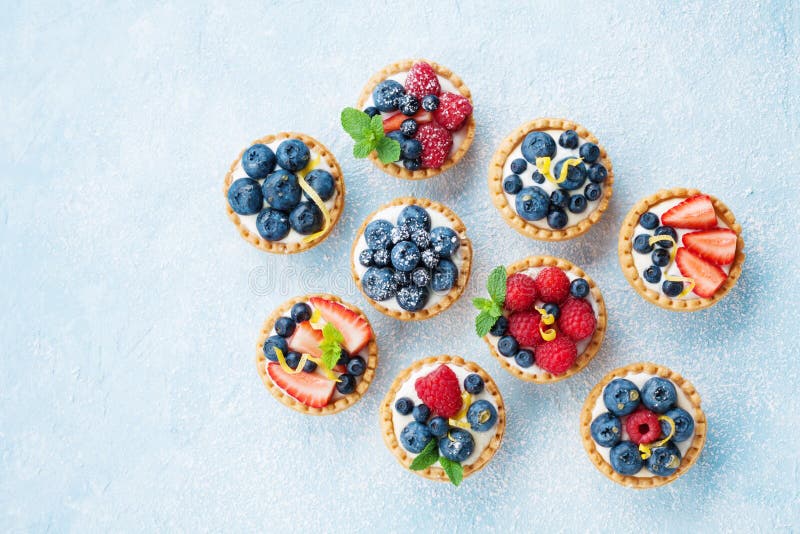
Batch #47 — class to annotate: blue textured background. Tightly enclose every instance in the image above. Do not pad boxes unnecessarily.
[2,1,799,531]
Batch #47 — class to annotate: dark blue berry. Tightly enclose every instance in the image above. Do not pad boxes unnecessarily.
[362,267,397,301]
[304,169,335,201]
[289,201,323,235]
[263,170,301,211]
[421,94,439,111]
[403,158,422,171]
[275,139,310,172]
[662,280,683,297]
[336,349,351,368]
[274,317,296,338]
[372,248,390,267]
[391,241,421,272]
[431,260,458,292]
[400,422,432,454]
[498,335,519,357]
[410,229,430,250]
[302,357,317,373]
[393,270,411,288]
[372,80,405,112]
[284,351,302,369]
[515,349,534,368]
[489,316,508,337]
[336,373,356,394]
[395,397,414,415]
[390,225,410,244]
[400,119,418,137]
[359,249,374,267]
[396,285,429,311]
[578,142,600,163]
[633,234,654,254]
[547,208,568,229]
[568,194,588,214]
[661,408,695,442]
[387,130,406,143]
[364,219,394,250]
[429,227,460,256]
[401,139,422,160]
[510,158,527,174]
[654,226,678,248]
[610,441,643,475]
[347,356,366,376]
[544,302,560,320]
[439,428,474,462]
[639,212,659,230]
[603,378,641,416]
[570,278,590,298]
[532,171,545,184]
[553,157,587,190]
[645,442,681,476]
[290,302,311,322]
[559,129,579,149]
[503,174,523,194]
[464,373,484,394]
[397,93,420,116]
[590,412,622,447]
[241,143,276,179]
[397,205,431,231]
[515,186,549,221]
[411,267,431,287]
[521,131,556,162]
[412,403,431,423]
[363,106,380,118]
[466,400,497,431]
[256,208,290,241]
[550,189,570,208]
[642,377,678,413]
[588,164,607,184]
[428,416,448,437]
[651,248,670,267]
[227,178,264,215]
[263,335,288,362]
[584,183,602,201]
[643,265,662,284]
[421,249,439,269]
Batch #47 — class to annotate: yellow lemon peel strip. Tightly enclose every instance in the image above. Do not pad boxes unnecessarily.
[309,308,322,328]
[535,156,582,185]
[535,307,557,341]
[273,347,341,382]
[449,392,473,429]
[295,154,332,244]
[648,235,678,265]
[664,274,696,298]
[639,415,676,460]
[645,235,695,297]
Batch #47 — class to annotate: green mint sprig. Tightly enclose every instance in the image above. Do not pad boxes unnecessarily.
[340,107,401,163]
[409,439,464,486]
[472,266,507,337]
[319,323,345,371]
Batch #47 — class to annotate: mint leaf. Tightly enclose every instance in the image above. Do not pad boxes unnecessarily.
[341,108,371,140]
[319,323,344,370]
[487,266,507,306]
[472,297,493,312]
[375,136,401,163]
[353,140,373,159]
[370,114,385,138]
[409,439,439,470]
[475,311,496,337]
[490,302,503,318]
[438,456,463,486]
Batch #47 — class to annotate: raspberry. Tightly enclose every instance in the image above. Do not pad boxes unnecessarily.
[534,336,577,375]
[557,298,597,341]
[414,364,462,418]
[504,273,538,312]
[404,61,441,100]
[414,123,453,169]
[534,267,571,304]
[508,311,543,347]
[433,91,473,131]
[625,408,661,445]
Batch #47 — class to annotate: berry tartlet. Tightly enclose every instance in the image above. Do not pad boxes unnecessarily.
[224,133,345,253]
[473,256,606,383]
[489,118,613,240]
[619,188,745,311]
[379,355,505,486]
[580,362,707,488]
[351,197,472,320]
[255,294,377,415]
[348,59,475,179]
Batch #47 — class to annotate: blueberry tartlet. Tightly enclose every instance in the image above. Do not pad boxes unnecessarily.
[224,133,345,253]
[580,362,707,489]
[619,188,745,311]
[352,59,475,179]
[473,256,606,383]
[489,118,613,240]
[379,355,505,486]
[256,294,377,415]
[351,197,472,320]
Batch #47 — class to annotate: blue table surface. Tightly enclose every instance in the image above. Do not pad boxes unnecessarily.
[2,1,799,531]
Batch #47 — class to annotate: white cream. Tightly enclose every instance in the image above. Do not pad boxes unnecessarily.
[391,363,498,467]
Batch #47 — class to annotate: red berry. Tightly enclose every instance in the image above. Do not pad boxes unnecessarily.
[505,273,538,312]
[534,267,571,304]
[508,311,545,347]
[414,364,462,418]
[404,61,441,100]
[433,91,473,131]
[534,336,577,375]
[557,298,596,341]
[414,123,452,169]
[625,408,662,445]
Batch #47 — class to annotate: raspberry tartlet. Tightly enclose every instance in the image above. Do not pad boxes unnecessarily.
[580,362,707,489]
[224,132,345,254]
[473,256,606,383]
[351,197,472,320]
[619,188,745,311]
[379,355,505,486]
[489,118,613,241]
[256,294,377,415]
[351,59,475,179]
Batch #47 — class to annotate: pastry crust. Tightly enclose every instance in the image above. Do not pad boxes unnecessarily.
[618,187,745,311]
[223,132,345,254]
[356,59,475,180]
[483,256,606,383]
[488,118,613,241]
[579,362,707,489]
[350,197,472,321]
[255,294,377,415]
[379,355,505,482]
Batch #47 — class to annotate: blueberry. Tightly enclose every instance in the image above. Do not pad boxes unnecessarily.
[263,335,288,362]
[429,227,460,256]
[390,225,411,244]
[421,249,439,269]
[347,356,366,376]
[361,267,397,301]
[467,400,497,431]
[553,157,588,190]
[651,248,670,267]
[654,226,678,248]
[641,377,678,413]
[289,202,323,234]
[514,349,534,368]
[578,142,600,163]
[643,265,662,284]
[363,106,380,118]
[590,412,622,447]
[662,280,683,297]
[400,422,432,454]
[397,205,431,231]
[284,351,302,369]
[372,80,405,112]
[411,267,431,287]
[568,194,588,214]
[584,183,602,201]
[558,129,579,149]
[503,174,523,194]
[464,373,484,394]
[274,317,296,338]
[421,94,439,111]
[550,189,570,208]
[412,403,431,423]
[275,139,311,172]
[303,169,335,201]
[263,170,302,211]
[364,219,394,250]
[521,131,556,162]
[397,93,420,116]
[603,378,641,416]
[510,158,527,174]
[428,416,448,437]
[396,285,429,312]
[401,139,422,160]
[544,302,560,320]
[255,208,290,241]
[570,278,590,298]
[336,373,356,394]
[395,397,414,415]
[241,143,277,179]
[403,158,422,171]
[547,208,568,229]
[387,130,406,143]
[609,441,643,475]
[227,178,264,215]
[410,229,430,251]
[588,164,607,184]
[359,249,374,267]
[498,335,519,357]
[515,186,549,221]
[489,316,508,337]
[290,302,311,323]
[393,270,411,288]
[531,171,545,184]
[633,234,654,254]
[431,260,458,292]
[661,407,695,442]
[439,428,475,462]
[302,357,317,373]
[400,119,418,137]
[372,248,390,267]
[639,212,659,230]
[391,241,421,272]
[645,442,682,476]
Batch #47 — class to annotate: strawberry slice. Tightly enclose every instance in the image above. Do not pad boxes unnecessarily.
[267,362,335,408]
[661,195,717,230]
[682,229,737,265]
[287,321,323,358]
[675,247,727,298]
[382,110,432,133]
[309,297,372,354]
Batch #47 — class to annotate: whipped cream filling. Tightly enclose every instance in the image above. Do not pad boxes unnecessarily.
[590,372,696,478]
[631,197,732,300]
[391,363,498,467]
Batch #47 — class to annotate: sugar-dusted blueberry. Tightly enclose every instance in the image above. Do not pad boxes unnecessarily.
[395,396,414,415]
[662,280,683,297]
[397,205,431,231]
[661,407,695,442]
[633,234,654,254]
[497,335,519,357]
[275,139,311,172]
[547,207,568,229]
[359,249,375,267]
[438,428,475,462]
[347,356,366,376]
[645,442,682,476]
[584,182,602,201]
[284,351,302,370]
[489,316,508,337]
[289,202,323,234]
[429,226,460,256]
[639,212,659,230]
[568,194,588,214]
[372,79,405,112]
[467,400,497,432]
[396,285,429,312]
[643,265,662,284]
[651,248,670,267]
[603,378,641,416]
[391,241,421,272]
[654,226,678,248]
[570,278,590,298]
[544,302,560,320]
[362,267,397,301]
[578,142,600,163]
[372,248,390,267]
[510,158,527,174]
[521,131,556,162]
[242,143,277,179]
[290,302,311,323]
[401,139,422,160]
[403,158,422,171]
[431,260,458,292]
[514,349,534,368]
[400,118,418,137]
[274,316,296,338]
[464,373,484,394]
[503,174,523,194]
[228,178,264,215]
[365,219,394,250]
[553,157,588,190]
[421,249,439,270]
[550,189,570,208]
[363,106,380,118]
[411,267,431,287]
[558,129,579,149]
[390,225,411,245]
[590,412,622,448]
[393,270,411,288]
[400,422,433,454]
[412,403,431,423]
[304,169,335,201]
[642,377,678,413]
[397,93,420,116]
[428,416,448,437]
[515,186,549,221]
[588,164,607,184]
[336,373,356,394]
[263,170,302,211]
[532,171,545,184]
[410,229,430,251]
[421,94,439,111]
[609,441,643,475]
[255,208,290,241]
[263,335,288,362]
